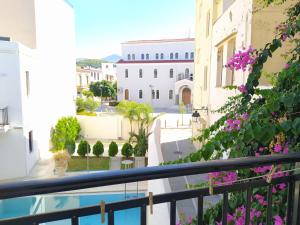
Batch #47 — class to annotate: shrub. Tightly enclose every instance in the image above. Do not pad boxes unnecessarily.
[108,141,118,157]
[65,141,76,155]
[51,117,81,152]
[93,141,104,157]
[76,98,85,112]
[77,139,91,157]
[121,143,133,158]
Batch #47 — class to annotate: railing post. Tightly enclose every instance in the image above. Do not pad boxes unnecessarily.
[292,162,300,225]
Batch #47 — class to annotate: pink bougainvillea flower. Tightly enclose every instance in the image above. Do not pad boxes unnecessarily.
[281,34,288,41]
[283,146,289,154]
[274,144,282,153]
[274,215,284,225]
[278,183,286,190]
[242,112,249,121]
[258,147,265,152]
[238,84,248,94]
[187,216,193,224]
[285,63,290,69]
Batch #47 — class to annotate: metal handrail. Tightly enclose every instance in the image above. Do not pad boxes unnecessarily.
[1,153,300,200]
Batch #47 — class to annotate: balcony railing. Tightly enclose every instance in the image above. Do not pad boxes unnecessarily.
[0,106,8,126]
[0,153,300,225]
[177,73,193,82]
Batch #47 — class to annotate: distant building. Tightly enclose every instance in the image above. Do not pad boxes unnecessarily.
[0,0,76,180]
[193,0,294,136]
[116,38,195,108]
[76,63,116,93]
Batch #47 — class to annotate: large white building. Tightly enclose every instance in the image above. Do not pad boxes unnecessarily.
[116,38,195,108]
[0,0,76,180]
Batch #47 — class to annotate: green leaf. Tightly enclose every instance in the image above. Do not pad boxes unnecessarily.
[280,120,292,132]
[292,118,300,135]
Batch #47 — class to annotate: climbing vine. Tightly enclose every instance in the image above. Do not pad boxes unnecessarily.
[167,1,300,225]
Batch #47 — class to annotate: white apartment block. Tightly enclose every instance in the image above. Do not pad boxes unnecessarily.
[116,38,195,108]
[102,62,117,82]
[76,68,103,90]
[0,0,76,180]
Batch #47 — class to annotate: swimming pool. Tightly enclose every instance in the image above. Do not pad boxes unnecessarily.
[0,192,145,225]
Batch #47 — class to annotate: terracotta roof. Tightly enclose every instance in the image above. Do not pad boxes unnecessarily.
[122,38,195,45]
[117,59,194,64]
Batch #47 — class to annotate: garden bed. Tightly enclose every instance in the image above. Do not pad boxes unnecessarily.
[67,156,110,171]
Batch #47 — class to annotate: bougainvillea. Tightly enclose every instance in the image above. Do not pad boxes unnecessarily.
[165,1,300,224]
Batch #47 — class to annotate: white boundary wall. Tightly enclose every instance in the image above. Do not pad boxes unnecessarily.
[147,119,170,225]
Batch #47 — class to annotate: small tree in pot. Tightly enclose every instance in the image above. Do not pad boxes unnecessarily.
[108,141,118,157]
[77,139,91,157]
[121,143,133,159]
[93,141,104,157]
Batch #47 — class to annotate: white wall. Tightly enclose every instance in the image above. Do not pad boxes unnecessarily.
[209,0,253,124]
[102,62,117,82]
[147,119,170,225]
[117,62,194,108]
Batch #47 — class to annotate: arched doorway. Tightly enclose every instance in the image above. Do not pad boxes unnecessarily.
[124,89,129,100]
[182,87,191,105]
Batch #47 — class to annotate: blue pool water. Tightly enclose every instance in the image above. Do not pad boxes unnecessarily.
[0,193,145,225]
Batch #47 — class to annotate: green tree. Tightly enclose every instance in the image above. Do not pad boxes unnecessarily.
[90,80,116,99]
[51,117,81,152]
[83,97,100,112]
[77,139,91,157]
[121,143,133,158]
[108,141,118,157]
[82,90,94,98]
[76,97,85,112]
[92,141,104,157]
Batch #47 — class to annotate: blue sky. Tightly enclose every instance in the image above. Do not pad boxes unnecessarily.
[68,0,195,59]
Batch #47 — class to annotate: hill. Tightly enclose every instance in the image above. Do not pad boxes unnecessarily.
[76,59,106,68]
[101,54,121,63]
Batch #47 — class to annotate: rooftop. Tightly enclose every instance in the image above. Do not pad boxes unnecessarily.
[122,38,195,45]
[117,59,194,64]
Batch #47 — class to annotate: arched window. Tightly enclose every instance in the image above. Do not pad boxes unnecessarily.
[132,54,135,60]
[185,68,189,78]
[190,52,194,59]
[146,54,149,60]
[170,53,174,59]
[139,90,143,99]
[170,68,174,78]
[127,54,131,60]
[175,53,179,59]
[185,52,189,59]
[141,54,145,60]
[160,53,164,59]
[139,69,143,78]
[154,69,158,78]
[125,69,128,78]
[155,53,159,60]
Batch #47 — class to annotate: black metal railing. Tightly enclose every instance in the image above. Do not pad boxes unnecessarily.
[0,106,8,126]
[0,153,300,225]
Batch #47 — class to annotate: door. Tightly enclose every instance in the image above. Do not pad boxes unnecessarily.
[124,89,129,100]
[182,88,191,105]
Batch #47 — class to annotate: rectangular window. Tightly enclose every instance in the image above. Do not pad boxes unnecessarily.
[206,11,210,37]
[169,90,173,99]
[152,90,155,99]
[185,52,189,59]
[175,53,179,59]
[146,54,149,60]
[29,131,33,153]
[204,66,208,91]
[156,90,160,99]
[226,38,236,86]
[139,69,143,78]
[154,69,158,78]
[79,75,82,86]
[139,90,143,99]
[155,53,159,60]
[190,52,194,59]
[125,69,128,78]
[216,46,224,87]
[170,69,174,78]
[25,71,30,96]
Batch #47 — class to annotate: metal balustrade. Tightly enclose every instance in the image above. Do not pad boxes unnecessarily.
[0,106,8,126]
[0,153,300,225]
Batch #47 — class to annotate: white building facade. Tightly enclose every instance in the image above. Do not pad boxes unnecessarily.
[116,38,195,108]
[0,0,76,180]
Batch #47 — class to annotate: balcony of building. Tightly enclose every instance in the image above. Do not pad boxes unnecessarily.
[0,106,9,133]
[1,153,299,225]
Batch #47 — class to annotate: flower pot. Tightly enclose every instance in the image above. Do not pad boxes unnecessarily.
[53,151,70,176]
[110,157,121,170]
[134,156,145,168]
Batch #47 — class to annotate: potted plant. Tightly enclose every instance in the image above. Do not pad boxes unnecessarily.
[77,139,91,157]
[121,143,133,159]
[109,141,120,170]
[93,140,104,157]
[131,127,148,168]
[53,150,71,176]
